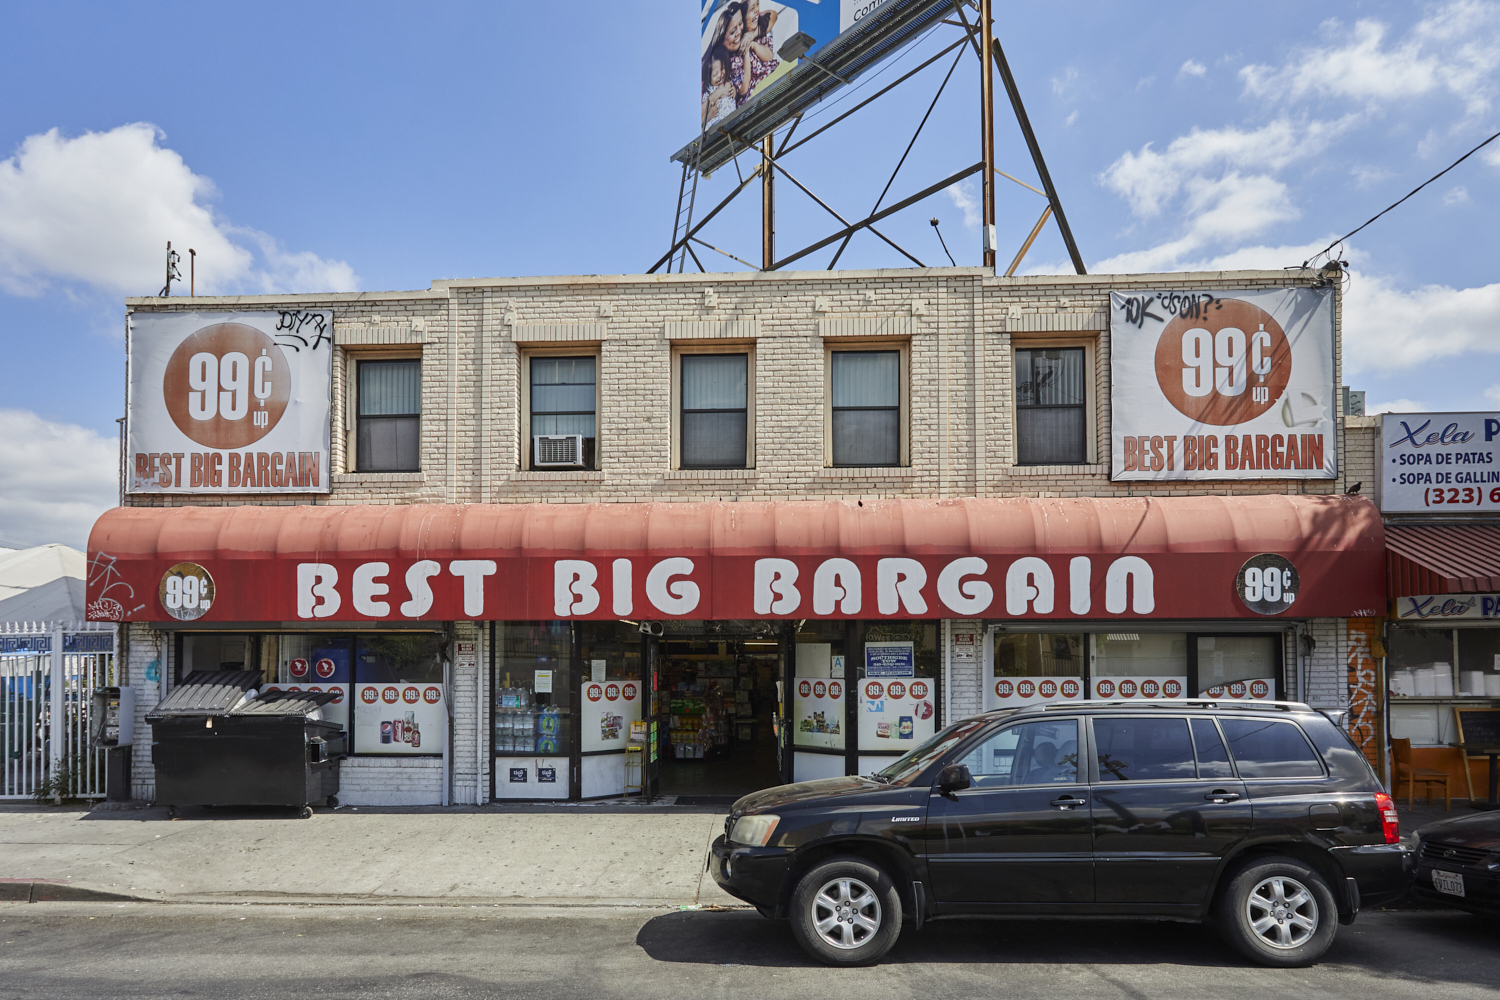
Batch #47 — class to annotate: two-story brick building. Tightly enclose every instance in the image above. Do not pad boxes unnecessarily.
[88,265,1384,806]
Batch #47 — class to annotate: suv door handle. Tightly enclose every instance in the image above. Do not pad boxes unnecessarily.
[1204,790,1241,803]
[1050,795,1087,809]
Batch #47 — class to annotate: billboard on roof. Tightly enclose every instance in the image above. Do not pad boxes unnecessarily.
[699,0,891,131]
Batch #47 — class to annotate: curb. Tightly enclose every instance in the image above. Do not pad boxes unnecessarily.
[0,879,153,904]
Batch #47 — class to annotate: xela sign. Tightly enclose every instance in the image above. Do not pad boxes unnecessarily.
[127,311,332,494]
[1111,289,1335,481]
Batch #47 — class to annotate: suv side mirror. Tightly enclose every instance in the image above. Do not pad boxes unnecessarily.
[937,763,972,797]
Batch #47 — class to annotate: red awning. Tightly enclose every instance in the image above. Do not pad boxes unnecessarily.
[86,495,1384,623]
[1386,524,1500,596]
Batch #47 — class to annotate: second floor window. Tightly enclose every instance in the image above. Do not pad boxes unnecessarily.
[356,359,420,472]
[530,356,597,469]
[831,350,900,467]
[1016,347,1086,465]
[680,352,748,469]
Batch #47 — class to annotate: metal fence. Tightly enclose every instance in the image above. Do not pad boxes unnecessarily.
[1,622,117,800]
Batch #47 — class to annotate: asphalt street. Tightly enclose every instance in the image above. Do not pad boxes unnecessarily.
[2,901,1498,1000]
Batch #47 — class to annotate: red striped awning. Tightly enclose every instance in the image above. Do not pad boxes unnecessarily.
[1386,524,1500,596]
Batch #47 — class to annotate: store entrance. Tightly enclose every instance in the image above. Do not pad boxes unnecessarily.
[653,627,785,802]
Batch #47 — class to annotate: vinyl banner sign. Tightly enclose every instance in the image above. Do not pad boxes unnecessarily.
[700,0,889,130]
[1381,412,1500,512]
[127,310,332,494]
[1110,289,1336,481]
[89,549,1380,624]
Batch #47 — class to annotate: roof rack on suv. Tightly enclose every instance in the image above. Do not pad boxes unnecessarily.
[1040,698,1312,712]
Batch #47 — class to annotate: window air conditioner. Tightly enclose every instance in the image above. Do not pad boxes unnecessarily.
[533,434,586,468]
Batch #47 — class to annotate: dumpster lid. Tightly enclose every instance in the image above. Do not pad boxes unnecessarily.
[146,670,260,719]
[231,689,341,717]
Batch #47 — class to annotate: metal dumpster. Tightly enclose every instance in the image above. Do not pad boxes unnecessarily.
[147,671,346,818]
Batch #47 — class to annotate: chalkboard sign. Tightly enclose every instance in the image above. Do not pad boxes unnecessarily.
[1454,707,1500,750]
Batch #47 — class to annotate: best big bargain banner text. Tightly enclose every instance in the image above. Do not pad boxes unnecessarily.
[1110,289,1336,481]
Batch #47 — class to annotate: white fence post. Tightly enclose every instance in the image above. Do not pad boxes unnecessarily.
[49,622,64,802]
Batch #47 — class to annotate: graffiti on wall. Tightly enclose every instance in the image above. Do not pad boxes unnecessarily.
[1347,618,1384,778]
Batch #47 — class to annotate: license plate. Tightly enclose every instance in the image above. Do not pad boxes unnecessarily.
[1431,869,1465,897]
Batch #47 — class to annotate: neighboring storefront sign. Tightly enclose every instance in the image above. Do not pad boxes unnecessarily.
[1110,288,1336,481]
[126,310,332,494]
[581,680,642,752]
[1393,593,1500,622]
[1381,412,1500,512]
[352,683,446,754]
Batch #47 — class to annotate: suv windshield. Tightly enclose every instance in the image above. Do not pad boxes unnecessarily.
[875,718,991,785]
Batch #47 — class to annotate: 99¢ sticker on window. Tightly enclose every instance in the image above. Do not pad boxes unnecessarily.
[1110,289,1336,481]
[126,311,333,494]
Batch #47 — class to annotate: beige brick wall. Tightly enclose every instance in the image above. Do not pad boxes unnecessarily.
[122,266,1345,508]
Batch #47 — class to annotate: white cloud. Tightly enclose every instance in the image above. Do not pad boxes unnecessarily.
[1443,185,1470,204]
[944,180,980,228]
[1091,238,1332,276]
[1485,384,1500,404]
[1366,398,1429,413]
[1239,3,1500,116]
[1178,59,1207,80]
[0,124,357,298]
[0,410,117,549]
[1051,67,1079,98]
[1343,271,1500,372]
[1100,117,1353,218]
[1064,110,1079,127]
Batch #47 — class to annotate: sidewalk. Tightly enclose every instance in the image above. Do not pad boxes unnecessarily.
[0,803,743,908]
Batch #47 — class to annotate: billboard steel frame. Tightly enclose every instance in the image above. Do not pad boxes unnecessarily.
[651,0,1085,276]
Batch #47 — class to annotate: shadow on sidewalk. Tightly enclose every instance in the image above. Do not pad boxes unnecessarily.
[636,908,1500,978]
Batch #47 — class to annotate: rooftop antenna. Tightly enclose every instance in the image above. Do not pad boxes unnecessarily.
[929,218,956,266]
[158,242,182,297]
[189,248,196,297]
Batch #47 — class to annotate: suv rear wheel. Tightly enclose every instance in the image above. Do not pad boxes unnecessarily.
[1216,856,1338,967]
[788,855,902,966]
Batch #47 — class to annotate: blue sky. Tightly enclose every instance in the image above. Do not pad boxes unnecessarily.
[2,1,1499,547]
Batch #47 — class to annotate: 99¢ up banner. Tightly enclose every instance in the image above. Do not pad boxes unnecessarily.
[127,311,333,494]
[1110,289,1336,481]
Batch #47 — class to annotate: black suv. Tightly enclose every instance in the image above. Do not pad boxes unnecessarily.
[710,700,1409,967]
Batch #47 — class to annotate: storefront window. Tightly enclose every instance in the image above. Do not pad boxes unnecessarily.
[495,622,573,757]
[1196,635,1278,700]
[985,632,1085,710]
[577,622,643,754]
[1389,626,1500,748]
[350,634,444,756]
[1091,633,1187,700]
[857,621,939,753]
[794,626,846,751]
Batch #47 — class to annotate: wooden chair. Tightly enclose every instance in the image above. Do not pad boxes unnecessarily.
[1392,738,1451,811]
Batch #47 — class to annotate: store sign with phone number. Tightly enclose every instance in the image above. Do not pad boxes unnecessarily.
[1381,413,1500,513]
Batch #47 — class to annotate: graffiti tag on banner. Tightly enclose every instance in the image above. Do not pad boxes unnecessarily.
[1110,289,1336,481]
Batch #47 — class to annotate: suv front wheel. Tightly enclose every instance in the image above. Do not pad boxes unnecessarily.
[1215,856,1338,967]
[788,855,902,966]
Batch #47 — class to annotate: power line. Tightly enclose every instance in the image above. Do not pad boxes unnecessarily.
[1303,128,1500,267]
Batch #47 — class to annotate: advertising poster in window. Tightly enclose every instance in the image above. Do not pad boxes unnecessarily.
[860,641,933,750]
[1110,289,1335,480]
[127,310,332,494]
[1380,412,1500,512]
[353,683,446,754]
[581,679,642,753]
[794,677,844,749]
